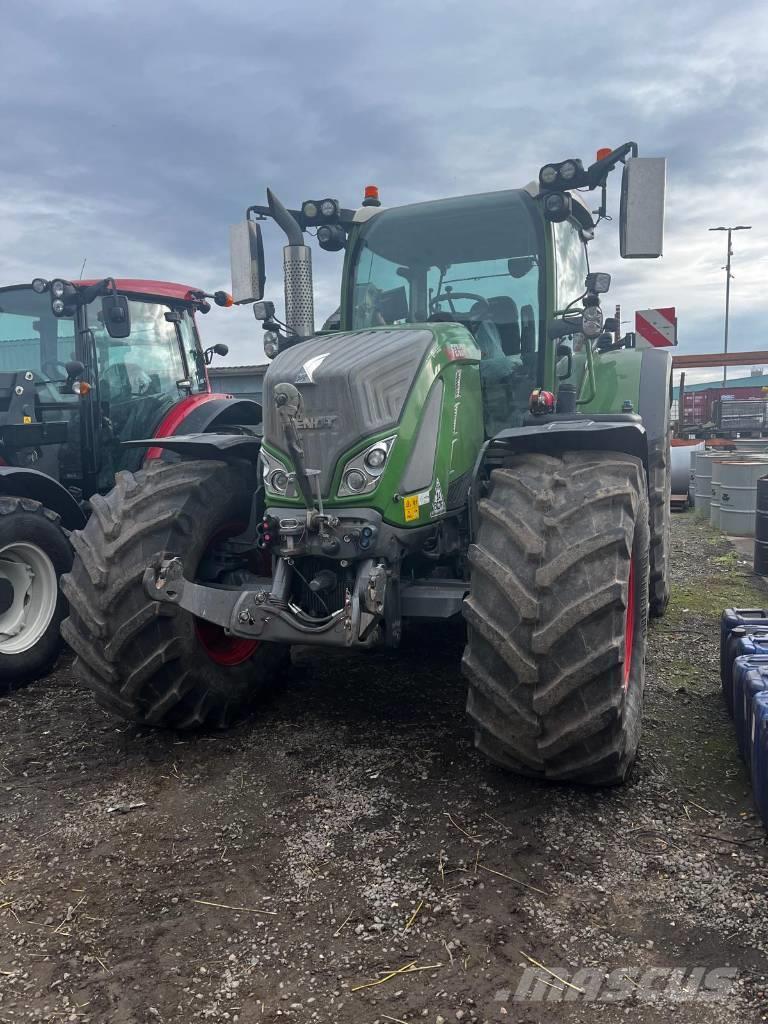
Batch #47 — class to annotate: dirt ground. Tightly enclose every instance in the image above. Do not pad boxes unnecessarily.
[1,512,767,1024]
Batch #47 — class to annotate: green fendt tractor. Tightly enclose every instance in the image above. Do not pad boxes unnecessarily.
[62,143,670,784]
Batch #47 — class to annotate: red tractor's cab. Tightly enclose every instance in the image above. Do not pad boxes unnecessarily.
[0,277,260,498]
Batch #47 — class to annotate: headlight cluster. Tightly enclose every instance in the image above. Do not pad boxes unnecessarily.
[538,158,585,190]
[301,198,340,224]
[48,278,75,317]
[260,449,296,498]
[338,436,396,498]
[260,437,395,503]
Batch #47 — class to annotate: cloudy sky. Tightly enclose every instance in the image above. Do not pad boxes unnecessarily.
[2,0,766,386]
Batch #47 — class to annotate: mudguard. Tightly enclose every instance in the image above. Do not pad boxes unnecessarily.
[0,467,86,530]
[124,432,261,461]
[144,395,262,462]
[485,416,647,463]
[637,348,672,444]
[470,416,648,539]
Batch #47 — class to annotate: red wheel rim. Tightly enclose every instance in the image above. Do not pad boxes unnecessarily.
[624,556,635,691]
[195,619,260,666]
[194,521,263,667]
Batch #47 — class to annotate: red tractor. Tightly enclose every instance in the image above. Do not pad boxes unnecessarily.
[0,277,261,687]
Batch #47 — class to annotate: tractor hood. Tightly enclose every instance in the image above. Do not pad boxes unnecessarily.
[262,328,434,495]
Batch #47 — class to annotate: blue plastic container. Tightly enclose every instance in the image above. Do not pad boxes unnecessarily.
[723,631,768,716]
[720,609,768,715]
[750,692,768,829]
[733,657,768,758]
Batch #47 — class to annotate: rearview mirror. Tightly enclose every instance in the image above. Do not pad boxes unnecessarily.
[230,220,266,303]
[377,285,409,324]
[101,293,131,339]
[619,157,666,259]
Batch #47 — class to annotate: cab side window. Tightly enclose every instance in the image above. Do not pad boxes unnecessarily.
[553,219,589,310]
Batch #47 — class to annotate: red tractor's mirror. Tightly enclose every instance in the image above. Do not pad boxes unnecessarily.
[101,292,131,339]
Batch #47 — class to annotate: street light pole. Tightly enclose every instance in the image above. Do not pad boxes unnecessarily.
[709,224,752,387]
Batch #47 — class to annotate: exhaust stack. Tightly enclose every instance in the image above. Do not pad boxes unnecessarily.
[266,189,315,340]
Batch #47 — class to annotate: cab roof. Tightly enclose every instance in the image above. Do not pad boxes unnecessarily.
[78,279,202,302]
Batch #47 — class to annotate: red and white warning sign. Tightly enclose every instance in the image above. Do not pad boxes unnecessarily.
[635,307,677,348]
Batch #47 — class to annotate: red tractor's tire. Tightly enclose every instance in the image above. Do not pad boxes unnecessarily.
[61,459,288,728]
[462,451,648,786]
[0,497,71,691]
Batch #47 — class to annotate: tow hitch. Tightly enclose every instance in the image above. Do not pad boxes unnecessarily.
[144,555,388,649]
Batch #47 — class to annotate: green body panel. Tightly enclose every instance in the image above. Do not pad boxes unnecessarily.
[263,322,483,526]
[579,348,644,416]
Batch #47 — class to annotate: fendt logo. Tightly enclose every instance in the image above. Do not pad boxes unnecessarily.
[296,414,338,430]
[295,352,330,384]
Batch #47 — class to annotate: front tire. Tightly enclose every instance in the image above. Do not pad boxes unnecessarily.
[0,497,71,691]
[462,451,649,786]
[61,459,288,728]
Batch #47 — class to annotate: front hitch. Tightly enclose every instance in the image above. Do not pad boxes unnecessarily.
[143,556,387,650]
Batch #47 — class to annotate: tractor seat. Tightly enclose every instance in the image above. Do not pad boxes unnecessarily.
[486,296,521,357]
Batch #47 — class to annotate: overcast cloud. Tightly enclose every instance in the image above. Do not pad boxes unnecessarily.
[1,0,766,385]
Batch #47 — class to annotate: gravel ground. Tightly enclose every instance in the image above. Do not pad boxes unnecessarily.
[1,511,767,1023]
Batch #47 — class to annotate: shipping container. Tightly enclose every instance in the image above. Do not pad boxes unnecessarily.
[683,386,768,430]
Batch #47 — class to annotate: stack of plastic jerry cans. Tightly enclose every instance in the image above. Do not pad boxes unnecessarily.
[720,608,768,829]
[752,693,768,826]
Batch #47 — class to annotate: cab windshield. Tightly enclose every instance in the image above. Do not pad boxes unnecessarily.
[348,190,545,433]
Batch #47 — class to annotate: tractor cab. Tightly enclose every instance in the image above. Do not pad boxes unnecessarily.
[0,279,230,495]
[343,189,546,434]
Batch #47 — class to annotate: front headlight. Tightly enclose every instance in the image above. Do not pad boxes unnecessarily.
[338,436,396,498]
[260,449,297,498]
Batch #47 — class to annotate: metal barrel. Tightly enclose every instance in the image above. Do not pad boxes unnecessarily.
[755,475,768,575]
[679,442,706,505]
[671,441,704,501]
[718,460,768,536]
[694,452,715,516]
[710,459,726,527]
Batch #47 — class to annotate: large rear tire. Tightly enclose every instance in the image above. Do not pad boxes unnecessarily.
[61,459,288,728]
[0,497,71,691]
[462,450,648,786]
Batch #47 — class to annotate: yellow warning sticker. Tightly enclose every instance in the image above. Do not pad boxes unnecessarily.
[403,494,420,521]
[22,416,32,424]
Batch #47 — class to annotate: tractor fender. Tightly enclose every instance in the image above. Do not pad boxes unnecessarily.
[470,417,648,539]
[637,347,672,442]
[145,395,262,462]
[0,467,86,530]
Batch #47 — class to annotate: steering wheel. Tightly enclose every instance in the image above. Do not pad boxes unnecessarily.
[102,362,151,399]
[41,361,70,381]
[430,292,491,318]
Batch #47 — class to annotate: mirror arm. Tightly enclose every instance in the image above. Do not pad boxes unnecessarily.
[586,142,638,189]
[247,204,272,221]
[577,338,597,407]
[75,277,115,306]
